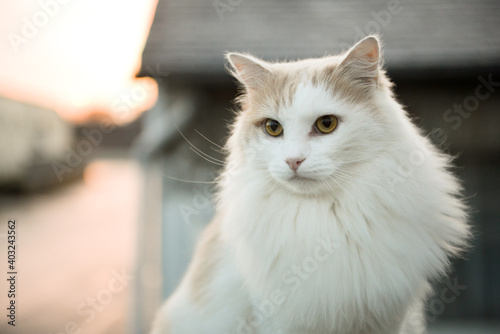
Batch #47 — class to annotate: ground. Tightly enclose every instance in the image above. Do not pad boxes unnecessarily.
[0,157,139,334]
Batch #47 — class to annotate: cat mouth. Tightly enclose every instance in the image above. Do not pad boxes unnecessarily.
[289,173,316,182]
[278,173,326,195]
[271,170,321,188]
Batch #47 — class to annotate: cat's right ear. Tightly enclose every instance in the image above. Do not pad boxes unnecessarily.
[337,36,381,87]
[226,53,271,89]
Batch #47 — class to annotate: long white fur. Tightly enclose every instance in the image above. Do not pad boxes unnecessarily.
[150,36,469,334]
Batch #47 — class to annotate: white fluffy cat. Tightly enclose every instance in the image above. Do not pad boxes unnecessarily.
[150,36,470,334]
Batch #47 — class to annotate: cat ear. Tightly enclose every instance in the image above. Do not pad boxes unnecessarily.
[338,35,381,86]
[226,53,271,89]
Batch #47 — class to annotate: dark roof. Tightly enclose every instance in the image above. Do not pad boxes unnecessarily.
[139,0,500,79]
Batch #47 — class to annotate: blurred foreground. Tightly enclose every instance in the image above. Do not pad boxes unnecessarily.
[0,156,140,334]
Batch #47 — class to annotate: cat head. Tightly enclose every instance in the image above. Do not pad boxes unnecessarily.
[225,36,400,196]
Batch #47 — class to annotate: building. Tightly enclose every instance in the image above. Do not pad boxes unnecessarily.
[0,96,74,191]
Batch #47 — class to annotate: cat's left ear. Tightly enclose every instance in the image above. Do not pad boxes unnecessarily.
[338,35,381,86]
[226,53,271,89]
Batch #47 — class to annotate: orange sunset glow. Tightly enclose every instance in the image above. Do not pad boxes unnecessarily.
[0,0,158,124]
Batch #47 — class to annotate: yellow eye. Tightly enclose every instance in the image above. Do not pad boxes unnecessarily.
[315,115,338,134]
[264,119,283,137]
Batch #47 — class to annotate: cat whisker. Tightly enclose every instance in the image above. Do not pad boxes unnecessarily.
[320,176,340,199]
[175,125,226,165]
[333,170,395,192]
[189,147,225,166]
[188,145,225,164]
[163,174,218,184]
[336,155,381,164]
[326,175,357,202]
[332,170,415,199]
[194,129,226,153]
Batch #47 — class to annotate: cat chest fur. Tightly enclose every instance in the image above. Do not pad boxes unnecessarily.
[221,188,422,332]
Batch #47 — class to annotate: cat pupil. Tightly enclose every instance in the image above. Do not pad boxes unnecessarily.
[322,118,331,128]
[271,122,278,131]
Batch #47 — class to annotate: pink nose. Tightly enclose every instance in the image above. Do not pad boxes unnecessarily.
[286,158,305,171]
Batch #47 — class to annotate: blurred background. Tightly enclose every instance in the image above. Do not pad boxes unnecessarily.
[0,0,499,333]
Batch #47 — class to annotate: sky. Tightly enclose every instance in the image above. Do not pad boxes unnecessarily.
[0,0,158,124]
